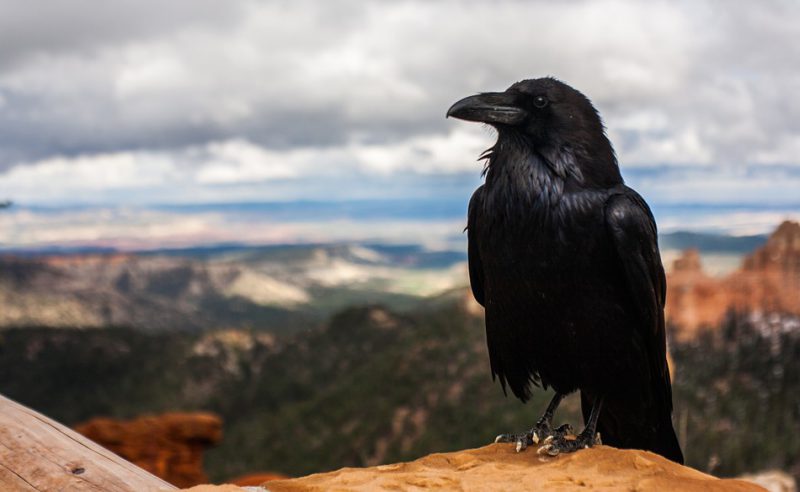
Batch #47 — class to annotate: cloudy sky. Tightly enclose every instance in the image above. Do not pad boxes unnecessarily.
[1,0,799,248]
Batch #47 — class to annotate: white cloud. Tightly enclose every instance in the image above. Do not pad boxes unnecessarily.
[625,165,800,206]
[614,126,715,166]
[115,51,189,98]
[193,140,299,184]
[0,0,798,206]
[752,135,800,165]
[0,129,491,204]
[1,152,175,191]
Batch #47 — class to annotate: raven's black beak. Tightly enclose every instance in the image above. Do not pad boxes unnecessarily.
[446,92,527,125]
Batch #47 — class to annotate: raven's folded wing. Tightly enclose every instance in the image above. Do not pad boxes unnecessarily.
[603,188,683,463]
[467,186,486,307]
[604,189,668,385]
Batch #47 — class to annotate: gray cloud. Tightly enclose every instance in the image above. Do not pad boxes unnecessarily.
[0,0,799,179]
[0,1,242,69]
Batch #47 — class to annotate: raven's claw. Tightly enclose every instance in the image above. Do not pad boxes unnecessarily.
[493,423,573,453]
[494,432,532,453]
[538,432,602,456]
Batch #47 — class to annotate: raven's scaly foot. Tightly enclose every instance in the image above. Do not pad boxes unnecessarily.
[494,423,573,453]
[537,431,602,456]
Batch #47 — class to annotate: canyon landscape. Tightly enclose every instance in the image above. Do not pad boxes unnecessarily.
[1,221,799,487]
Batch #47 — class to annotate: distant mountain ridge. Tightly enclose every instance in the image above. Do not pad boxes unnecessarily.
[0,253,305,331]
[659,231,767,254]
[0,226,789,332]
[0,243,467,331]
[2,231,766,257]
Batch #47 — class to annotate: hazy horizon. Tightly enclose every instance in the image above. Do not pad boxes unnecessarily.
[2,197,796,252]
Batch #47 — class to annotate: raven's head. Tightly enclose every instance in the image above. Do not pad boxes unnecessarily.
[447,77,621,188]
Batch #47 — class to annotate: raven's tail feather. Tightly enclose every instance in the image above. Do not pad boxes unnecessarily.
[581,392,684,464]
[653,416,684,464]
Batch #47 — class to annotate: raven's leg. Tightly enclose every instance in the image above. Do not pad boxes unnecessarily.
[538,395,604,456]
[494,392,573,452]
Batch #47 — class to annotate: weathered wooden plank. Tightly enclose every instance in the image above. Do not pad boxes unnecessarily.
[0,394,177,491]
[0,461,38,491]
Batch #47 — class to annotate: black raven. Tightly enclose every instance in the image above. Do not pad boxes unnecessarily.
[447,77,683,463]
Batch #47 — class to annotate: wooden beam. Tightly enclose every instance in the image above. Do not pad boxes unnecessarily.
[0,394,177,491]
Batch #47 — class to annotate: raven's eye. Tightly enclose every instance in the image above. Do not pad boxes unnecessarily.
[533,95,548,108]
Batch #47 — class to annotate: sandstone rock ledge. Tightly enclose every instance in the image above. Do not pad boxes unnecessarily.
[188,444,766,491]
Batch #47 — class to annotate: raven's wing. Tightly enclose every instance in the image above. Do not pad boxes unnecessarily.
[467,186,485,307]
[605,190,666,332]
[603,188,683,463]
[604,189,667,379]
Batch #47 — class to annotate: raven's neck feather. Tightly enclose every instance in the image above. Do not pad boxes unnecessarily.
[481,139,564,224]
[482,132,622,196]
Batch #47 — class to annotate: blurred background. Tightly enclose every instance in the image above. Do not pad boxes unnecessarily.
[0,0,798,488]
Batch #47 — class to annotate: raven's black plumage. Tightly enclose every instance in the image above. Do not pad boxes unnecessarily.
[450,77,683,463]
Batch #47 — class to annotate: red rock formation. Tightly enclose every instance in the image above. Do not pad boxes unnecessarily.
[742,221,800,273]
[74,412,222,488]
[666,221,800,339]
[665,248,730,340]
[729,220,800,316]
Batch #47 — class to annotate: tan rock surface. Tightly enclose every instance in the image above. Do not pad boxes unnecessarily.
[181,485,248,492]
[181,483,247,492]
[262,444,763,491]
[230,473,290,486]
